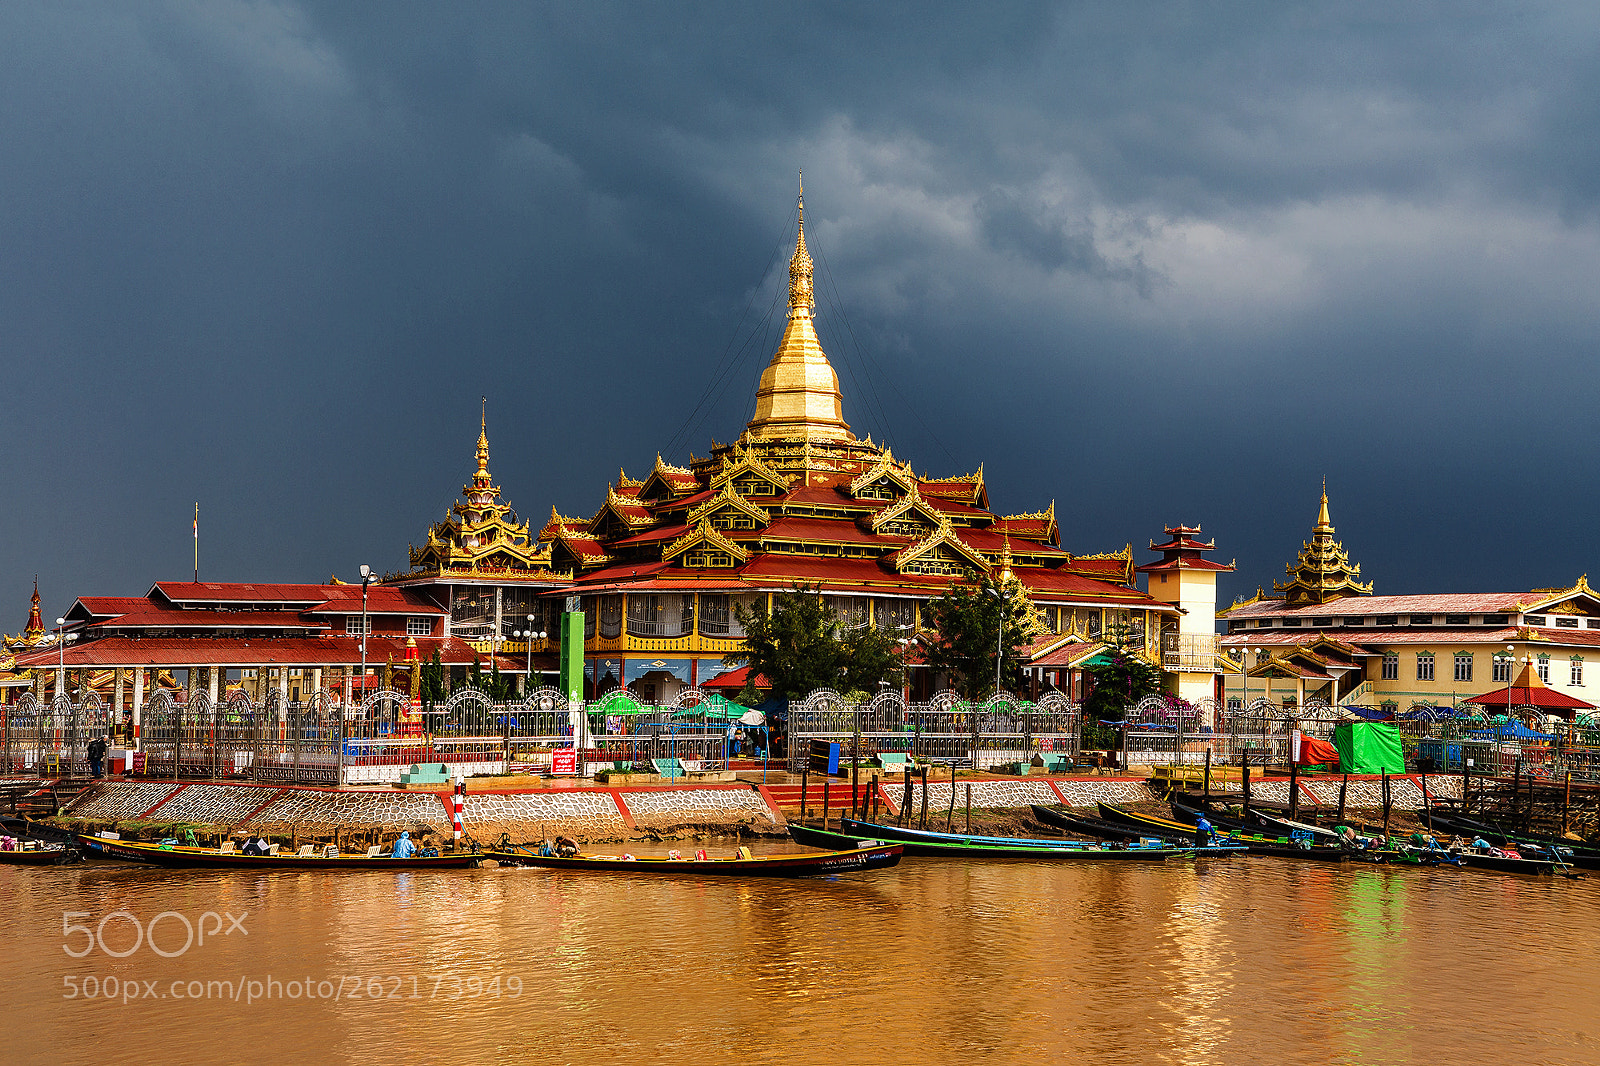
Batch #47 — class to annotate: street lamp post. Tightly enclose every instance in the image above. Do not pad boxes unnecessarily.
[514,615,546,695]
[358,565,376,712]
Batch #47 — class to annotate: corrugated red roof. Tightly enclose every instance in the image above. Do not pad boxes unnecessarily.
[13,636,526,670]
[1224,592,1528,619]
[88,611,327,630]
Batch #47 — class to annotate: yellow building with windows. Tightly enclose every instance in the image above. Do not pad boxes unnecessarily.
[1220,492,1599,716]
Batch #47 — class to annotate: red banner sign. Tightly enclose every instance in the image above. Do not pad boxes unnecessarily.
[551,749,577,775]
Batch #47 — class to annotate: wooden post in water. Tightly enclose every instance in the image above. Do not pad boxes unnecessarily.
[946,763,957,831]
[1421,770,1431,830]
[902,766,912,826]
[822,781,831,831]
[1512,756,1522,830]
[1462,750,1471,813]
[919,766,930,829]
[1242,762,1252,818]
[1337,774,1347,825]
[800,764,809,820]
[1381,771,1392,836]
[1288,757,1300,820]
[965,782,972,833]
[1563,770,1572,836]
[870,774,879,824]
[1203,748,1212,804]
[851,706,861,822]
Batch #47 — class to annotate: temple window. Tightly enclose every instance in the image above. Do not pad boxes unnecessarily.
[1311,617,1332,627]
[1415,653,1434,682]
[710,512,757,531]
[1483,614,1508,626]
[684,549,734,568]
[1526,615,1546,626]
[1376,615,1397,626]
[344,616,371,636]
[1493,655,1512,682]
[598,596,623,639]
[1537,656,1550,683]
[1572,658,1584,686]
[1589,619,1600,629]
[1454,653,1473,683]
[1445,614,1470,626]
[407,617,432,636]
[1556,616,1579,628]
[1381,653,1399,681]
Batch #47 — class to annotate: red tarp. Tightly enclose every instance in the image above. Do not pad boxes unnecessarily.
[1292,730,1340,766]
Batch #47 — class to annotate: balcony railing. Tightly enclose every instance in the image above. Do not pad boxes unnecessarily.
[1162,634,1220,672]
[626,618,693,638]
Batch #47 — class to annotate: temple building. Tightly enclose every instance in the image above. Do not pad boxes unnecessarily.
[5,581,520,728]
[388,407,565,669]
[503,190,1208,703]
[1220,491,1600,718]
[10,189,1229,719]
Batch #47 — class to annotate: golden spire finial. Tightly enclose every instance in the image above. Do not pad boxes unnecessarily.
[475,398,490,479]
[1316,480,1331,530]
[789,173,814,317]
[999,533,1014,583]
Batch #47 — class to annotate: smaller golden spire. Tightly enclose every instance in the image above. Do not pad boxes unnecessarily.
[999,534,1014,583]
[789,172,814,317]
[475,399,490,480]
[1316,479,1331,530]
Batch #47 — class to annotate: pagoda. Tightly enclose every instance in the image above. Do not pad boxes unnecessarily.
[1273,487,1372,607]
[2,578,54,652]
[514,187,1186,702]
[406,410,555,579]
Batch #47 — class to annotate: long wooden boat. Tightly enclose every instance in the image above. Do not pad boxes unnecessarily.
[1420,811,1600,869]
[483,840,902,877]
[831,817,1239,859]
[78,835,480,869]
[1247,810,1343,843]
[1097,802,1213,839]
[1452,848,1582,877]
[1028,805,1186,843]
[0,840,85,865]
[1075,803,1360,862]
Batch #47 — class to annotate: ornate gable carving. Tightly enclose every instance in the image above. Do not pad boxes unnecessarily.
[890,516,989,576]
[687,483,771,531]
[849,445,917,501]
[710,445,792,497]
[867,485,942,538]
[664,519,751,568]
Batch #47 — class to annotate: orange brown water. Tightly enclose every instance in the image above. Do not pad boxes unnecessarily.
[4,855,1599,1065]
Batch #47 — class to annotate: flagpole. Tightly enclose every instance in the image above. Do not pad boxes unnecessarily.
[193,503,199,583]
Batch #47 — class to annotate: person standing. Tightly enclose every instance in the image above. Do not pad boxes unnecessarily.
[1193,814,1213,848]
[86,734,108,778]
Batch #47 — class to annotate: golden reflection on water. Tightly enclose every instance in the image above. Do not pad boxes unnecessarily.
[6,857,1600,1066]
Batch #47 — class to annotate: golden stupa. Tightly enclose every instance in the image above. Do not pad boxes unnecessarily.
[744,180,854,442]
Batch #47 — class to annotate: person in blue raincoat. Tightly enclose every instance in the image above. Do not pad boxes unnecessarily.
[390,831,415,859]
[1193,815,1213,848]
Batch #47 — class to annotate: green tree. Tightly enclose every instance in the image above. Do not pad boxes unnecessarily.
[420,650,445,707]
[840,623,907,699]
[724,585,905,702]
[924,570,1039,701]
[469,657,513,702]
[1082,623,1164,725]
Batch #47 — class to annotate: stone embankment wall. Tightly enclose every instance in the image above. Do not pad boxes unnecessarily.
[63,780,787,843]
[58,773,1450,843]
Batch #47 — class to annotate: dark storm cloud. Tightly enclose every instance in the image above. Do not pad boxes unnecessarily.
[4,1,1600,624]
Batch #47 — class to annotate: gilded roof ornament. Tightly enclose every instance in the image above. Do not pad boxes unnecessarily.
[664,518,752,564]
[745,183,853,443]
[688,483,771,527]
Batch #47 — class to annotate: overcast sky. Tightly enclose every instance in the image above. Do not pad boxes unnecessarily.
[5,2,1599,627]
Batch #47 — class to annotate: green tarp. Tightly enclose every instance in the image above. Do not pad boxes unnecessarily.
[1333,721,1406,774]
